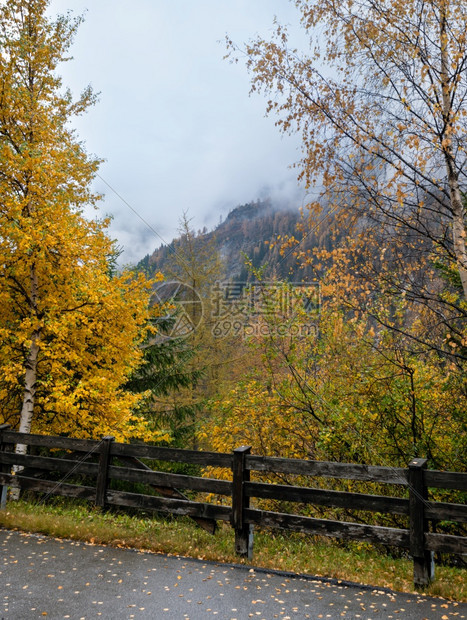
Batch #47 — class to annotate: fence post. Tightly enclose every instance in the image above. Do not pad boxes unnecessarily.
[232,446,253,558]
[408,457,434,588]
[95,436,115,508]
[0,424,11,510]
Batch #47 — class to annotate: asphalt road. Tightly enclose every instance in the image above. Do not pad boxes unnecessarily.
[1,528,466,619]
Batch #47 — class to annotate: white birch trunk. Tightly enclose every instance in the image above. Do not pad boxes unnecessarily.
[11,265,40,500]
[440,13,467,300]
[447,183,467,300]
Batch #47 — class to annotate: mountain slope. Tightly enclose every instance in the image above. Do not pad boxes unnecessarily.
[137,199,332,283]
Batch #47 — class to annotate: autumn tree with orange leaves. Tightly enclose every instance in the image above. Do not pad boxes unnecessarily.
[230,0,467,362]
[0,0,158,444]
[202,0,467,474]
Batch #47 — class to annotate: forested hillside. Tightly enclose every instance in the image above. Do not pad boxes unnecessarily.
[137,199,334,283]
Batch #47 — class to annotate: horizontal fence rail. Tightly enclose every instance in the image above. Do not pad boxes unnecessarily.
[246,455,409,485]
[0,425,465,589]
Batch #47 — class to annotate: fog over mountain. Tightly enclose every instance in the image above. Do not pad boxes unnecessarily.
[138,198,333,284]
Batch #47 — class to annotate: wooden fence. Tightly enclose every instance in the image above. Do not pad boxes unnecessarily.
[0,425,466,589]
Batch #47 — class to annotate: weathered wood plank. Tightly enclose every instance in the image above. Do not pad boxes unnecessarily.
[0,452,99,477]
[0,473,95,500]
[108,464,231,496]
[408,459,428,559]
[425,532,467,555]
[424,470,467,491]
[246,456,408,485]
[425,501,467,523]
[245,481,409,515]
[244,508,410,548]
[2,431,102,453]
[232,446,252,558]
[1,434,215,467]
[111,442,232,468]
[2,431,232,469]
[95,437,114,508]
[105,489,232,522]
[408,458,434,588]
[13,468,46,480]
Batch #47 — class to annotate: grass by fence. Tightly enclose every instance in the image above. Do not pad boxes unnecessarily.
[0,425,465,589]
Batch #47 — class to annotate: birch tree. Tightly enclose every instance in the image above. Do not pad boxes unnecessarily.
[0,0,154,443]
[232,0,467,357]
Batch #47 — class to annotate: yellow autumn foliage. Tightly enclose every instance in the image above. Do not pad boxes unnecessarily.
[201,303,465,473]
[0,0,162,442]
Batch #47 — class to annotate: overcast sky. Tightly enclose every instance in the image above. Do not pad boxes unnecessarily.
[47,1,307,265]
